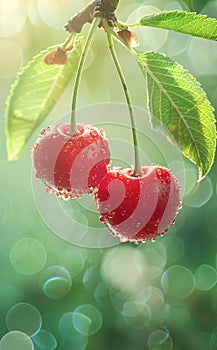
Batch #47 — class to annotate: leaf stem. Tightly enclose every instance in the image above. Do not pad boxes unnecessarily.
[103,19,141,175]
[70,17,101,135]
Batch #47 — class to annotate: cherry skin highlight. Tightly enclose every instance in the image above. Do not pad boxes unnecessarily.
[94,165,182,243]
[32,123,110,199]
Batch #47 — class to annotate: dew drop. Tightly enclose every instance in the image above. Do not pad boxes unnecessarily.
[87,187,92,194]
[108,211,115,219]
[76,141,82,148]
[33,143,38,149]
[151,237,156,243]
[120,236,128,243]
[90,130,98,138]
[102,139,109,147]
[100,129,105,137]
[40,128,46,136]
[153,220,159,227]
[62,194,70,201]
[99,216,105,223]
[171,219,176,226]
[156,168,162,178]
[165,176,171,184]
[46,187,52,194]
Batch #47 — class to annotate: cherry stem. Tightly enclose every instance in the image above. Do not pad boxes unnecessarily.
[103,19,141,175]
[62,33,74,49]
[70,17,101,135]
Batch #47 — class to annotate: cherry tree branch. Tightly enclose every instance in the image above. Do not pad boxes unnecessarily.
[64,0,119,33]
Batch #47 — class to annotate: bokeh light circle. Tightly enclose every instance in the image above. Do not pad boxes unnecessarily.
[137,242,167,279]
[58,248,85,278]
[0,41,23,78]
[27,0,47,28]
[37,0,61,29]
[72,312,92,336]
[122,301,152,329]
[39,266,72,300]
[32,330,57,350]
[58,312,88,349]
[167,32,189,57]
[146,287,165,312]
[175,163,197,197]
[0,0,26,36]
[148,329,173,350]
[73,304,102,336]
[58,312,75,339]
[83,265,99,293]
[164,1,184,11]
[101,245,146,293]
[0,331,33,350]
[109,288,130,314]
[10,238,47,275]
[126,5,168,51]
[162,265,195,298]
[184,176,213,208]
[195,264,217,291]
[6,303,42,337]
[94,282,110,306]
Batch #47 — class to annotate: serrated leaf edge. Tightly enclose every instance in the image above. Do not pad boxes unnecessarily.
[136,10,217,41]
[5,37,83,160]
[136,51,216,181]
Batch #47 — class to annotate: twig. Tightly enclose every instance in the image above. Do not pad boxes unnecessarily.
[64,0,119,33]
[64,0,99,33]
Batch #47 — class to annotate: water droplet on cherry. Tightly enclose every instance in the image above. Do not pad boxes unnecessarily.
[90,130,98,138]
[99,216,105,223]
[46,187,52,194]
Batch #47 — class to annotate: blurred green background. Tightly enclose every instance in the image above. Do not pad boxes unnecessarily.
[1,0,217,349]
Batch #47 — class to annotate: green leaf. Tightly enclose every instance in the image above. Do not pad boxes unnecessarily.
[5,37,83,161]
[138,11,217,41]
[136,52,216,180]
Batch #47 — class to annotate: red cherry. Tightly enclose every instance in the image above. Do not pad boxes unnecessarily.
[32,123,110,198]
[94,165,182,243]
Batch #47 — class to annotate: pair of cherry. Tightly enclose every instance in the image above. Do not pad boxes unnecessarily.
[32,122,181,243]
